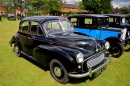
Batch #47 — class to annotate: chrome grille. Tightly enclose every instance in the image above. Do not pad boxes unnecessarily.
[87,53,105,68]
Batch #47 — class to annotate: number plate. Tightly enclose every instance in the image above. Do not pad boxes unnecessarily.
[93,65,107,77]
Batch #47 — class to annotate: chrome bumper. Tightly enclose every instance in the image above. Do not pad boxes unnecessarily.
[68,58,109,78]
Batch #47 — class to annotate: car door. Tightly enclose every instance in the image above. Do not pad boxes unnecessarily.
[18,21,29,53]
[27,21,46,56]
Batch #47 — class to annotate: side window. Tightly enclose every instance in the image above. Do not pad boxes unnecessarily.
[84,18,93,28]
[70,18,77,26]
[85,18,92,24]
[19,21,29,34]
[109,18,114,22]
[30,22,43,36]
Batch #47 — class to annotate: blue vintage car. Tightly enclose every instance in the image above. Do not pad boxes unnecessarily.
[105,14,130,45]
[68,14,127,58]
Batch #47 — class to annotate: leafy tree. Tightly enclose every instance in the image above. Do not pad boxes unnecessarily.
[120,6,130,14]
[28,0,62,15]
[78,1,84,10]
[82,0,112,14]
[100,0,113,14]
[3,0,15,13]
[3,0,29,14]
[82,0,101,13]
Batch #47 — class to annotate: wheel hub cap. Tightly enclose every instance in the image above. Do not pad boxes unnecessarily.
[15,46,19,54]
[54,67,62,77]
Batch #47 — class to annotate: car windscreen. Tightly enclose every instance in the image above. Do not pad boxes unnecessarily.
[44,20,73,35]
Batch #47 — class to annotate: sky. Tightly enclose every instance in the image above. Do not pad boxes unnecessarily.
[65,0,130,8]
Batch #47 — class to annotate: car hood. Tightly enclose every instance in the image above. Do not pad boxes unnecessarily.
[47,32,104,53]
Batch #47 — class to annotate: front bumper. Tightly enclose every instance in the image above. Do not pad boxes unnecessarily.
[68,57,109,78]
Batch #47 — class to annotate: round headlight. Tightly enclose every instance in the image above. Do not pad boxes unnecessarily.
[105,41,110,49]
[76,52,84,63]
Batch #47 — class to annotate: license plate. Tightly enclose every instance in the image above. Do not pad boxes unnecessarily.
[93,65,107,77]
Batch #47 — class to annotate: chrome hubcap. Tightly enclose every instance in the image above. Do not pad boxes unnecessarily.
[54,67,62,77]
[15,46,19,54]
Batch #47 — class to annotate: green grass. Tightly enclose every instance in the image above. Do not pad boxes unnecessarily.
[0,17,130,86]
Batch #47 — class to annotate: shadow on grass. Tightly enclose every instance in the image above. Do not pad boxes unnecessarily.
[124,44,130,52]
[22,55,49,72]
[21,55,102,84]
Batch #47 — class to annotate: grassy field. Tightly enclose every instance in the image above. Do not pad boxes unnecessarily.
[0,17,130,86]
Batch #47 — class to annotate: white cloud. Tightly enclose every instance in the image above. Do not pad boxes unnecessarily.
[64,0,130,8]
[65,0,81,4]
[112,1,130,8]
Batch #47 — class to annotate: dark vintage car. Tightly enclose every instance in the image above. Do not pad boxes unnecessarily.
[7,13,16,20]
[9,16,110,84]
[68,14,127,58]
[105,14,130,45]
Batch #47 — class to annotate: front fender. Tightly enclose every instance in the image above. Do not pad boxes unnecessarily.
[105,37,121,43]
[33,45,78,67]
[9,35,21,48]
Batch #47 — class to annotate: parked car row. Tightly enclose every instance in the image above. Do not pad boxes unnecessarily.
[9,14,129,84]
[68,14,130,58]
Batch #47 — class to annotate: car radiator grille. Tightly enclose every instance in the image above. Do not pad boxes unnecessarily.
[87,53,105,68]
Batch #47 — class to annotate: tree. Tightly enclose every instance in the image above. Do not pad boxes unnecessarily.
[100,0,113,14]
[120,6,130,14]
[78,1,84,10]
[82,0,112,14]
[3,0,15,13]
[3,0,29,14]
[28,0,62,15]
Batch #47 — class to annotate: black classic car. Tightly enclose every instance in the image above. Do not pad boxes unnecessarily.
[9,16,110,84]
[105,14,130,45]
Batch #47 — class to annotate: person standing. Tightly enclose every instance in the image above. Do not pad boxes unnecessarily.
[0,12,2,21]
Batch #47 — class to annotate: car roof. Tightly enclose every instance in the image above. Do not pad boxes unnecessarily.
[105,14,128,18]
[21,16,68,23]
[68,14,109,18]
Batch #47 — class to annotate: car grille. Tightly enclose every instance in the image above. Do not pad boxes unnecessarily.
[87,53,105,68]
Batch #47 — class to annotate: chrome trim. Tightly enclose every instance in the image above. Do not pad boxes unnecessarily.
[68,58,109,78]
[81,50,105,72]
[121,28,127,40]
[87,53,105,68]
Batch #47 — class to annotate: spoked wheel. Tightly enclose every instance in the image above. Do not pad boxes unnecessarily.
[14,43,21,57]
[108,41,124,58]
[50,59,69,84]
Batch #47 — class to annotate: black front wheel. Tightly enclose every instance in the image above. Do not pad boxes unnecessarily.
[14,43,21,57]
[50,59,69,84]
[108,41,124,58]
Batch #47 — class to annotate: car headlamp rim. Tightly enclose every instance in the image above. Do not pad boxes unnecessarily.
[105,41,110,49]
[76,52,84,63]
